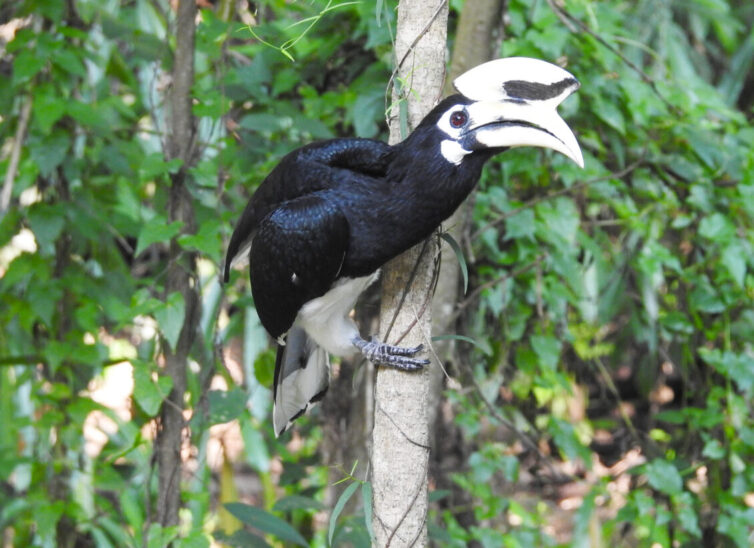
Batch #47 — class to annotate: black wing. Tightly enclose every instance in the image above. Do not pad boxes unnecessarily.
[249,192,349,338]
[223,138,392,282]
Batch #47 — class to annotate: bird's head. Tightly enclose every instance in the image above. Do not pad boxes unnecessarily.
[418,57,583,168]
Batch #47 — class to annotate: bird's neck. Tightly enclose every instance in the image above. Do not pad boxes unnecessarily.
[387,142,490,224]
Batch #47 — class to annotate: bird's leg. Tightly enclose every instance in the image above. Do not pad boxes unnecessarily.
[352,336,430,371]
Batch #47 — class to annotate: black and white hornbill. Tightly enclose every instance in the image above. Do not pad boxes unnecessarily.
[224,57,583,436]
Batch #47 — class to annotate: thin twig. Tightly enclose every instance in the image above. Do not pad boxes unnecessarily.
[1,95,33,217]
[546,0,678,113]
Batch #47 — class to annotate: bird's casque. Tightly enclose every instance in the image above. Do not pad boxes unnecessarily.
[224,57,583,436]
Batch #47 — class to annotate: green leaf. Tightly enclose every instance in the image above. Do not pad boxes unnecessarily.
[177,218,222,258]
[213,531,270,548]
[702,439,725,460]
[716,504,754,547]
[674,491,702,538]
[351,92,381,138]
[273,495,326,512]
[721,242,747,286]
[133,361,173,416]
[28,203,65,254]
[154,291,186,352]
[29,131,70,176]
[34,87,66,133]
[208,388,247,425]
[253,349,275,388]
[241,419,271,473]
[504,209,536,241]
[225,503,307,546]
[439,232,468,294]
[698,212,735,242]
[427,522,454,543]
[35,501,65,542]
[646,459,683,496]
[139,154,183,180]
[51,48,87,77]
[428,489,451,502]
[362,482,375,543]
[699,348,754,395]
[135,217,184,256]
[147,523,178,548]
[531,334,561,370]
[328,481,359,546]
[13,50,46,85]
[548,418,591,463]
[592,94,625,134]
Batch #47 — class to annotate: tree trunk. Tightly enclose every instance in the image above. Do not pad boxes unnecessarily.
[155,0,199,529]
[371,1,448,546]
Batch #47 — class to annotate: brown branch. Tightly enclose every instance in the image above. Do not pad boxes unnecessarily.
[155,0,200,531]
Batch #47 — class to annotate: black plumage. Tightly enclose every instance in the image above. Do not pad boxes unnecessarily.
[224,58,584,435]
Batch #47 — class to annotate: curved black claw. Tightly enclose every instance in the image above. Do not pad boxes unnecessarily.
[352,336,429,371]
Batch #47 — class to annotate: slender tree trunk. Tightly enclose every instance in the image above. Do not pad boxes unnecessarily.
[371,1,448,546]
[155,0,200,529]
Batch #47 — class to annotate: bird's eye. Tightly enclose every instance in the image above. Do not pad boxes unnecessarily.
[449,110,468,128]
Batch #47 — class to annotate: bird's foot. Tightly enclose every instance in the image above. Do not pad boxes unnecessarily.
[352,336,429,371]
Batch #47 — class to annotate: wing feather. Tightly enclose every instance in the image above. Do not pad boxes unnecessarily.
[223,139,391,282]
[249,193,349,338]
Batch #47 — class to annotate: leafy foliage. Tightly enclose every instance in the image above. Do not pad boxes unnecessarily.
[0,0,753,546]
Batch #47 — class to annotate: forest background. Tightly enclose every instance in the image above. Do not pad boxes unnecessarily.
[1,0,754,546]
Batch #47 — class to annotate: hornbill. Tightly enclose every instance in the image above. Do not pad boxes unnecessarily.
[224,57,584,436]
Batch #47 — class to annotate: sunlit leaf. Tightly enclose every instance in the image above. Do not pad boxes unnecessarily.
[135,218,184,257]
[133,361,173,416]
[208,388,247,425]
[328,481,359,546]
[153,292,185,352]
[646,459,683,496]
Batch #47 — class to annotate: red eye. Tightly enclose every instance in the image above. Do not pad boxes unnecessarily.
[449,110,467,128]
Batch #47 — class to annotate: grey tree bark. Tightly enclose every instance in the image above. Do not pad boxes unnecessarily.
[155,0,200,529]
[371,1,448,546]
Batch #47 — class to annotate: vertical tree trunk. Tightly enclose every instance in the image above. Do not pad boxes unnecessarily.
[155,0,199,529]
[371,1,448,546]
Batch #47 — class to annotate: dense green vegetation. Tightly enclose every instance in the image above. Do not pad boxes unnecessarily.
[1,0,753,546]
